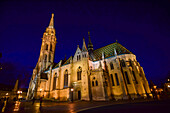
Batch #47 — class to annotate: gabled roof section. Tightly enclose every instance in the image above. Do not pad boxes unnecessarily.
[63,56,72,65]
[53,61,61,69]
[90,42,132,61]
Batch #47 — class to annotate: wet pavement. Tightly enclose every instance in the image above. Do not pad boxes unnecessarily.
[0,99,169,113]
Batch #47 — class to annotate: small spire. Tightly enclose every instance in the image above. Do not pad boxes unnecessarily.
[88,31,93,51]
[64,54,67,61]
[82,37,87,51]
[48,13,54,28]
[13,79,19,92]
[116,40,118,43]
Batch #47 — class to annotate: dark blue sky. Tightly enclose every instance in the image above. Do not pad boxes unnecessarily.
[0,0,170,87]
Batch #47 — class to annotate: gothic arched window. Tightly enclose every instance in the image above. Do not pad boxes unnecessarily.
[110,74,115,86]
[53,72,57,90]
[115,73,119,85]
[96,80,98,86]
[110,62,114,70]
[79,55,81,60]
[50,44,52,51]
[121,60,126,67]
[45,54,47,61]
[92,81,94,87]
[64,69,68,88]
[125,71,130,84]
[132,71,138,84]
[77,67,82,80]
[49,54,51,62]
[77,55,79,61]
[46,44,48,50]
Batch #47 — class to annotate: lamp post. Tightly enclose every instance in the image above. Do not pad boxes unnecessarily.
[71,88,74,102]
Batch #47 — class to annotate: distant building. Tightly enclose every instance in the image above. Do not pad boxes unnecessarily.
[0,80,27,100]
[164,78,170,94]
[27,14,152,101]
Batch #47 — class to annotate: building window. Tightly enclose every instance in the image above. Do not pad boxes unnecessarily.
[96,80,98,86]
[64,69,68,88]
[115,73,119,85]
[53,76,57,90]
[50,44,52,51]
[46,44,48,50]
[45,54,47,61]
[110,74,115,86]
[77,56,79,61]
[79,55,81,60]
[92,81,94,87]
[110,62,114,70]
[49,54,51,62]
[125,71,130,84]
[77,66,82,80]
[121,60,126,67]
[77,55,81,61]
[132,71,138,84]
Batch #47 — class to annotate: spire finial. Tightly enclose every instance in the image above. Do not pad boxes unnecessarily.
[88,31,93,51]
[82,37,87,51]
[48,13,54,28]
[116,40,118,43]
[88,31,90,36]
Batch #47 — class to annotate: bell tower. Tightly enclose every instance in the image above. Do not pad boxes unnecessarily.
[37,13,57,71]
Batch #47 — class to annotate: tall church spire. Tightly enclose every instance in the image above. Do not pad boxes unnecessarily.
[48,13,54,28]
[82,37,87,51]
[88,31,93,51]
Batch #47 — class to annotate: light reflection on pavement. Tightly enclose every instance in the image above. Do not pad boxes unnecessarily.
[1,99,156,113]
[13,101,21,111]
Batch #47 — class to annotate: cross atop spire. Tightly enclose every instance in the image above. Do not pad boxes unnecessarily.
[48,13,54,28]
[82,37,88,51]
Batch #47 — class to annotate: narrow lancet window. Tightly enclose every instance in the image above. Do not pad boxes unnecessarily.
[77,66,82,80]
[110,62,114,70]
[64,69,68,88]
[96,80,98,86]
[125,71,130,84]
[110,74,115,86]
[115,73,119,85]
[132,71,138,84]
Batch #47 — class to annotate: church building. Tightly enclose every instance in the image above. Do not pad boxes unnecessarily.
[27,14,152,101]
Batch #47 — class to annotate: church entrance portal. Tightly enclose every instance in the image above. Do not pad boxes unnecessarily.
[78,91,81,100]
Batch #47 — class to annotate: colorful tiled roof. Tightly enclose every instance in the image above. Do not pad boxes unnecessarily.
[91,42,132,61]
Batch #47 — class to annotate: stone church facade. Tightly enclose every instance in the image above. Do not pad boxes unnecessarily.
[27,14,152,101]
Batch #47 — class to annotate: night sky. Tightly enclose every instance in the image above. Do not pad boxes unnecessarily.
[0,0,170,88]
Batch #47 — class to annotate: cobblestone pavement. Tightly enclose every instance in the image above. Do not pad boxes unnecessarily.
[0,99,164,113]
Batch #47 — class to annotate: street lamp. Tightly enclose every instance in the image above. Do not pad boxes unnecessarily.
[40,88,42,97]
[17,91,22,100]
[71,88,74,102]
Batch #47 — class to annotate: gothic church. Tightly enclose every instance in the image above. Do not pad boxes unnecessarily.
[27,14,152,101]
